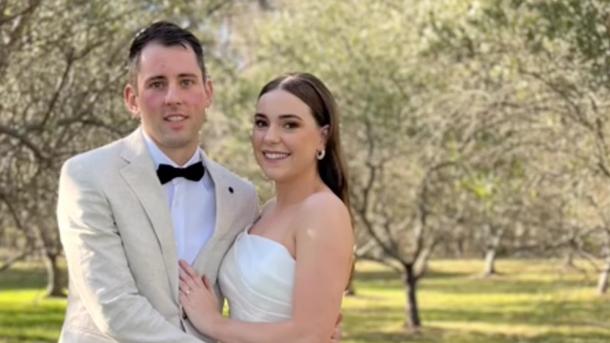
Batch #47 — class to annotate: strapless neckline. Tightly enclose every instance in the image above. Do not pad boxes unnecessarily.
[218,224,296,323]
[244,227,296,262]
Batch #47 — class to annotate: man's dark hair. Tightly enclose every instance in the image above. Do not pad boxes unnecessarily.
[127,21,207,88]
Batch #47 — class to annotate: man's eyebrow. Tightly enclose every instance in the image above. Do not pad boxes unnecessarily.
[144,73,199,82]
[144,75,166,83]
[177,73,199,78]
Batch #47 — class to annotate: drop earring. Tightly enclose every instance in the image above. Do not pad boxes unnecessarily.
[316,149,326,160]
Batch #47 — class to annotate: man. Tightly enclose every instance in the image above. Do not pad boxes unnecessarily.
[57,21,258,342]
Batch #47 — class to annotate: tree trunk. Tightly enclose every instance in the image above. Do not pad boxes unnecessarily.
[455,237,465,258]
[415,248,432,277]
[483,248,497,277]
[44,252,65,297]
[597,259,610,295]
[404,264,421,330]
[483,227,504,277]
[563,250,575,269]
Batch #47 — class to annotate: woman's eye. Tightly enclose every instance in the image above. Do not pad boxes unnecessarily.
[254,119,267,127]
[283,122,299,129]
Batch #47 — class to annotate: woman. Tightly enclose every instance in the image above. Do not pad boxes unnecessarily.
[179,72,354,342]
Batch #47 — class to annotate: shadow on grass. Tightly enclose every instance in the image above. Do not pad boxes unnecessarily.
[344,331,411,343]
[0,266,65,342]
[0,303,63,343]
[355,266,470,279]
[344,298,610,342]
[345,296,610,329]
[345,311,610,343]
[345,320,610,343]
[354,265,596,295]
[0,266,48,290]
[0,309,64,327]
[420,276,595,294]
[523,332,610,343]
[1,334,57,343]
[354,269,401,281]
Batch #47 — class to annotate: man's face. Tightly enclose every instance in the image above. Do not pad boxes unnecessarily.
[124,43,213,159]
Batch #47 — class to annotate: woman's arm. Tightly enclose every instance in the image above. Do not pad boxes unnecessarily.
[179,194,353,343]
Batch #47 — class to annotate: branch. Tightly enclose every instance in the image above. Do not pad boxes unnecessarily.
[0,124,48,162]
[0,0,40,26]
[40,49,75,127]
[521,68,593,131]
[353,119,404,262]
[0,250,31,272]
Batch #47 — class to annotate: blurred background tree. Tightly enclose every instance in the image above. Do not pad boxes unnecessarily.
[1,0,610,333]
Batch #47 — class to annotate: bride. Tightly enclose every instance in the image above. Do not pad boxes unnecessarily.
[178,72,354,342]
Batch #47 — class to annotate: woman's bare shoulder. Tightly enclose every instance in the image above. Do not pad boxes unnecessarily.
[296,191,352,236]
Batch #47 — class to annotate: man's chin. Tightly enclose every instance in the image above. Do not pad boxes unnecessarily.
[158,135,199,151]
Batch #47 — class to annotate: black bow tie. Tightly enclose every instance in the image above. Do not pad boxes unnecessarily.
[156,162,205,185]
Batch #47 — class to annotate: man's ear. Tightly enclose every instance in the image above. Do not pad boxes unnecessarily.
[124,83,140,118]
[203,78,214,108]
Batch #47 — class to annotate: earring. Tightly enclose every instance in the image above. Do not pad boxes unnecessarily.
[316,149,326,160]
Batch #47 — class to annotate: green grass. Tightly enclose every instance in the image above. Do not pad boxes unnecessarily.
[343,260,610,342]
[0,264,65,343]
[1,260,609,342]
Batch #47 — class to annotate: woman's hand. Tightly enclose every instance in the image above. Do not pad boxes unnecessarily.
[178,259,223,336]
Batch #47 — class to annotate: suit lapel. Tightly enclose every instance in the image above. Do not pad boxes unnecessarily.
[118,129,179,298]
[191,155,233,275]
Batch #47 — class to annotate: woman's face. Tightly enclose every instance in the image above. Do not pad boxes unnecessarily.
[251,89,326,183]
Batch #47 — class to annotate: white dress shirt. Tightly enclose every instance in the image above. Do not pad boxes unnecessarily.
[142,131,216,264]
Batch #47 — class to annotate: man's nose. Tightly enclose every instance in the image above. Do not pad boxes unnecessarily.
[164,82,182,105]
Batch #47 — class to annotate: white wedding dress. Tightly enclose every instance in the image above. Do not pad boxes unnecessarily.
[218,227,295,322]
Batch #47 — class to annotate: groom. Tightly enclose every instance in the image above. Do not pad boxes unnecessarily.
[57,21,258,342]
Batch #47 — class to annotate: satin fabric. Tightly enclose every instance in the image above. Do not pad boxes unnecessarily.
[219,228,295,322]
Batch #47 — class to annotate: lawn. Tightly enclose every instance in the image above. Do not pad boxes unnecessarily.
[0,264,65,343]
[1,259,609,342]
[344,260,610,342]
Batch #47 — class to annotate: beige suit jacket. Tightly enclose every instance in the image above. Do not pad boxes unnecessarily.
[57,128,258,342]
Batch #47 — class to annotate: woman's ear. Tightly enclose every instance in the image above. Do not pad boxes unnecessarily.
[320,125,330,144]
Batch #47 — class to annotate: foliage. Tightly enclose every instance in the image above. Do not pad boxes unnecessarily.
[171,0,610,327]
[425,0,610,291]
[3,0,610,331]
[0,0,252,294]
[0,0,145,296]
